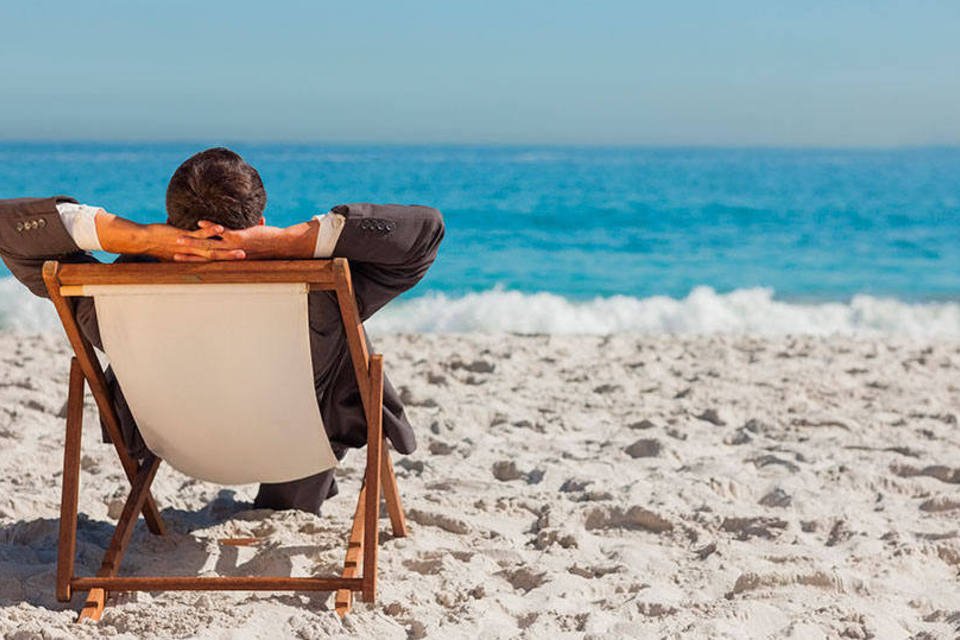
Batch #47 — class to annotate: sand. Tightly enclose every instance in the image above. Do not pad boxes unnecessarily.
[1,331,959,639]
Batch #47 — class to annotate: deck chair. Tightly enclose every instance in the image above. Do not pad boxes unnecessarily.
[41,258,408,622]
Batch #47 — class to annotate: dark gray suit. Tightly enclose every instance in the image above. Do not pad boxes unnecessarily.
[0,196,444,513]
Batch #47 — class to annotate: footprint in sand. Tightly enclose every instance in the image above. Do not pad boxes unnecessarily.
[428,440,455,455]
[584,506,673,533]
[748,454,800,473]
[720,516,788,540]
[449,358,496,374]
[403,556,444,575]
[559,478,591,492]
[892,463,960,484]
[920,496,960,512]
[696,408,727,426]
[492,460,545,484]
[758,488,792,508]
[406,508,470,535]
[498,565,549,593]
[624,438,662,458]
[726,570,845,599]
[567,563,623,579]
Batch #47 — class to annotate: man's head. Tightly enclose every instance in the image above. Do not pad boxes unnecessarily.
[166,147,266,230]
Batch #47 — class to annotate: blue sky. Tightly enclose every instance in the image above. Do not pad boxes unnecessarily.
[1,1,957,146]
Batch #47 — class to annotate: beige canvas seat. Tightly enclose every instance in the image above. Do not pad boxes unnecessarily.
[42,258,408,622]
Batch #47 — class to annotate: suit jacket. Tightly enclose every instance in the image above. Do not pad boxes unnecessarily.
[0,196,444,461]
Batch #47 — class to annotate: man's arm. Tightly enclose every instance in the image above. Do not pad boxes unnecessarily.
[181,203,444,267]
[174,218,321,262]
[0,197,247,300]
[180,203,445,318]
[93,211,246,262]
[175,206,347,261]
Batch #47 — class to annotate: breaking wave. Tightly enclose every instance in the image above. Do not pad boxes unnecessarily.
[367,286,960,337]
[3,277,960,337]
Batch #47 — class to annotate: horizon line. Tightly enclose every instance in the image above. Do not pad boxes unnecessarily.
[1,139,959,152]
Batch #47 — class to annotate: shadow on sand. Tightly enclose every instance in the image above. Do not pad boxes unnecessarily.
[0,489,343,614]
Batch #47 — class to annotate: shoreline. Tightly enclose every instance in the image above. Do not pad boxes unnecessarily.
[6,279,960,337]
[1,332,959,638]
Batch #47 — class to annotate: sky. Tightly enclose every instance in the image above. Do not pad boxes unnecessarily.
[0,1,958,146]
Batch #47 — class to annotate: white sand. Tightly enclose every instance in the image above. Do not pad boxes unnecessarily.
[1,331,960,639]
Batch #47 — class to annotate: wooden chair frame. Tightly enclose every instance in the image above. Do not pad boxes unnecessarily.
[41,258,408,622]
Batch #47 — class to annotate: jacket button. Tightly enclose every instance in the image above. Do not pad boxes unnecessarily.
[37,218,46,228]
[15,222,24,232]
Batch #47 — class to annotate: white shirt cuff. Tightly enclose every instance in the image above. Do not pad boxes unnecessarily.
[55,203,104,252]
[312,211,346,258]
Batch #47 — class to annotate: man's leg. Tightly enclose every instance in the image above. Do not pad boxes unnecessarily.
[253,442,347,513]
[253,469,339,514]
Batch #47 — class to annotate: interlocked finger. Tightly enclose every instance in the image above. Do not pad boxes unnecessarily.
[186,223,225,239]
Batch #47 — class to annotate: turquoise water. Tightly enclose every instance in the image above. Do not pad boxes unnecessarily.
[2,143,960,334]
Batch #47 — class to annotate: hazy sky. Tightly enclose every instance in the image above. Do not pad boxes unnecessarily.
[1,1,958,146]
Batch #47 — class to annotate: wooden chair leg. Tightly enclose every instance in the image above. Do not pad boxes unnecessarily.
[380,447,407,538]
[335,481,367,617]
[335,357,387,615]
[361,356,383,603]
[77,589,106,622]
[76,454,161,623]
[57,358,85,602]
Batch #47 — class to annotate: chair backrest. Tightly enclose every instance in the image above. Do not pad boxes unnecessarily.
[86,281,337,484]
[44,260,371,485]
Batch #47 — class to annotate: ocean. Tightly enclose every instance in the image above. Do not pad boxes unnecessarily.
[1,143,959,335]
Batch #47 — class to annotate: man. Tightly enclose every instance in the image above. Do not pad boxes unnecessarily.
[0,147,444,514]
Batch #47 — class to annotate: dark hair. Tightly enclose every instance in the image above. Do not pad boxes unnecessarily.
[165,147,266,230]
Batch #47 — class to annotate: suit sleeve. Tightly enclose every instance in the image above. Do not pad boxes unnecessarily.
[0,196,98,299]
[0,196,103,347]
[330,203,444,319]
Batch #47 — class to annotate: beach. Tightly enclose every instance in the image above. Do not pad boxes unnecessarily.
[1,330,959,639]
[3,1,959,637]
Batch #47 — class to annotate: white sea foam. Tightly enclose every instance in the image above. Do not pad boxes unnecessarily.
[2,277,959,337]
[0,277,60,333]
[367,286,960,337]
